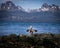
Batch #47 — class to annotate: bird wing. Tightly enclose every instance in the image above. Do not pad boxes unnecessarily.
[26,29,29,32]
[35,30,37,32]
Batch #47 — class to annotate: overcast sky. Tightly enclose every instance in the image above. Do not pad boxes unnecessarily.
[0,0,60,10]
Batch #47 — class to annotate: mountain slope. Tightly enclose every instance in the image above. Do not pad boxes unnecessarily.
[0,1,60,22]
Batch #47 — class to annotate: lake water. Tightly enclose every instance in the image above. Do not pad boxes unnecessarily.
[0,22,60,35]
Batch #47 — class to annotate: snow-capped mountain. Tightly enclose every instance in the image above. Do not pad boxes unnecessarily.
[0,1,60,12]
[29,3,60,12]
[0,1,24,11]
[0,1,60,22]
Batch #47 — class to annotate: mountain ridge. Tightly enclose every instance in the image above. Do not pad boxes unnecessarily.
[0,1,60,22]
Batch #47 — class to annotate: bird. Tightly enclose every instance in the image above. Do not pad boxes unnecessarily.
[26,26,37,33]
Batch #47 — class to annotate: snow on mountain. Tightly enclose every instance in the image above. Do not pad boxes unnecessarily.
[28,3,60,12]
[0,1,24,11]
[0,1,60,22]
[0,1,60,12]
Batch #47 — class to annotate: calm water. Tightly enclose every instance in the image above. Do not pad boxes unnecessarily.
[0,22,60,35]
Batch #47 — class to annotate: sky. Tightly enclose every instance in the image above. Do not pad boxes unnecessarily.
[0,0,60,10]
